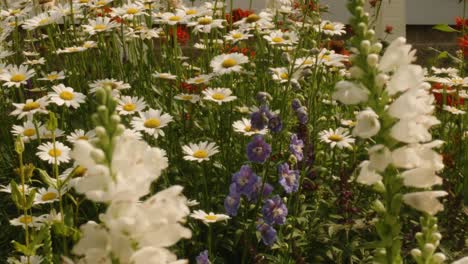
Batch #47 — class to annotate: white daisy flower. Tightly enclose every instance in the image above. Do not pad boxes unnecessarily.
[0,64,35,88]
[23,57,46,66]
[39,127,65,139]
[232,118,268,136]
[182,141,219,162]
[224,29,252,43]
[9,215,45,229]
[186,74,213,85]
[187,15,224,33]
[159,10,188,25]
[153,71,177,80]
[340,119,356,127]
[210,53,249,75]
[82,40,98,49]
[263,30,298,45]
[38,71,66,82]
[34,187,60,205]
[431,66,459,76]
[131,109,173,139]
[316,48,348,67]
[270,67,294,83]
[10,97,49,119]
[0,183,34,195]
[202,87,237,105]
[22,12,61,31]
[36,141,71,165]
[83,17,119,35]
[23,51,40,57]
[89,78,131,96]
[234,12,274,30]
[111,2,147,20]
[89,0,113,8]
[439,76,468,87]
[179,6,209,19]
[56,46,87,54]
[316,20,346,36]
[443,105,466,115]
[67,129,97,144]
[319,127,355,149]
[116,96,147,115]
[174,93,201,103]
[121,128,143,140]
[11,119,43,143]
[48,84,86,109]
[190,210,230,224]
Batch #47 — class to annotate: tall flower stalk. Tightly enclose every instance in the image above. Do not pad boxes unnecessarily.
[335,0,448,262]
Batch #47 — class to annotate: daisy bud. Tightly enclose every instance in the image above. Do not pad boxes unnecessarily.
[432,253,446,263]
[95,126,106,137]
[367,54,379,67]
[360,40,371,53]
[411,248,422,258]
[349,66,364,79]
[91,148,106,163]
[375,73,389,89]
[309,48,320,55]
[372,43,383,53]
[423,243,435,255]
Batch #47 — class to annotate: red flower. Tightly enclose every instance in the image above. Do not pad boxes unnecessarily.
[168,26,190,45]
[385,25,393,34]
[431,82,465,106]
[223,45,255,58]
[226,8,253,24]
[455,16,468,29]
[457,35,468,57]
[293,1,317,11]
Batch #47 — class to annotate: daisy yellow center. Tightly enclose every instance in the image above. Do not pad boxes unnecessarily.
[75,166,87,177]
[453,78,463,85]
[67,47,79,52]
[211,93,225,100]
[246,14,260,23]
[194,78,205,83]
[222,58,237,68]
[204,215,217,221]
[271,37,284,43]
[328,134,343,142]
[79,0,89,3]
[96,0,106,5]
[186,9,197,15]
[280,72,289,79]
[94,24,107,31]
[48,148,62,157]
[232,33,243,39]
[126,7,139,14]
[83,42,94,48]
[59,91,74,100]
[182,95,193,100]
[47,74,59,80]
[11,9,21,15]
[42,192,57,201]
[323,23,335,30]
[303,59,313,65]
[10,74,26,82]
[19,216,33,224]
[144,118,161,128]
[244,125,252,132]
[23,128,36,137]
[123,103,136,111]
[322,55,331,61]
[103,82,118,89]
[198,17,212,25]
[78,135,89,140]
[23,102,40,111]
[169,16,181,22]
[193,150,208,159]
[39,18,49,25]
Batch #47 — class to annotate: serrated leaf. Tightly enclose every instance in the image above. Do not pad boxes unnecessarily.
[432,24,459,33]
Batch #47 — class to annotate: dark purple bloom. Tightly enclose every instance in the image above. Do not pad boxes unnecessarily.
[196,250,211,264]
[289,134,304,161]
[256,221,277,246]
[262,195,288,225]
[267,115,283,133]
[246,135,271,163]
[250,180,274,202]
[224,190,241,216]
[278,163,299,194]
[291,99,302,111]
[296,107,308,124]
[231,165,259,197]
[250,110,268,130]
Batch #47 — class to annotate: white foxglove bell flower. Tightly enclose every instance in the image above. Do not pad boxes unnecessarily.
[402,191,447,215]
[390,115,440,144]
[353,108,380,138]
[368,145,391,172]
[391,140,444,171]
[385,64,425,96]
[388,84,434,119]
[356,161,382,185]
[378,37,416,73]
[332,80,369,105]
[401,168,442,188]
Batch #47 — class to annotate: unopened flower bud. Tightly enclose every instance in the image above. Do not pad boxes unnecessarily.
[372,199,386,214]
[432,232,442,241]
[14,136,24,154]
[367,54,379,67]
[361,40,371,52]
[423,243,435,255]
[411,248,422,258]
[367,29,375,39]
[95,126,106,137]
[432,253,446,263]
[375,73,389,88]
[110,114,121,124]
[372,43,383,53]
[91,149,106,163]
[349,66,364,79]
[372,181,386,193]
[288,154,297,165]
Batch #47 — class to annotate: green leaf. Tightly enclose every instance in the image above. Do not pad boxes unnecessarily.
[25,189,36,210]
[10,180,24,209]
[432,24,459,33]
[36,168,56,189]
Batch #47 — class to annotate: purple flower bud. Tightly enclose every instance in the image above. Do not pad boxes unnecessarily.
[250,110,268,130]
[268,115,283,133]
[224,192,240,216]
[262,195,288,225]
[289,134,304,161]
[291,99,302,111]
[278,163,300,194]
[246,135,271,163]
[256,221,277,246]
[296,107,308,124]
[196,250,211,264]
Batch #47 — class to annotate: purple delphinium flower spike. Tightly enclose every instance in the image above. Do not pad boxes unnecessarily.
[289,134,304,161]
[231,165,259,197]
[267,115,283,133]
[246,135,271,163]
[256,220,277,246]
[196,250,211,264]
[262,195,288,225]
[278,163,300,194]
